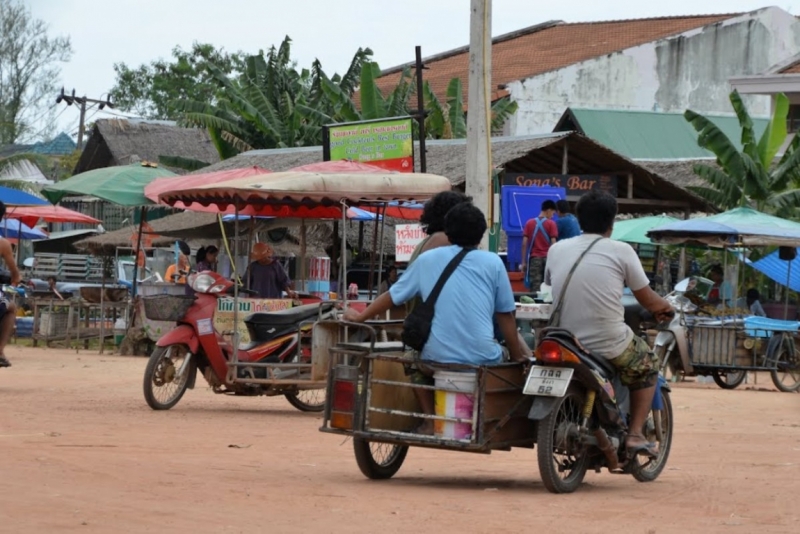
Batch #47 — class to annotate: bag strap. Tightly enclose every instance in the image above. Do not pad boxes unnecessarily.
[424,248,471,307]
[548,237,604,327]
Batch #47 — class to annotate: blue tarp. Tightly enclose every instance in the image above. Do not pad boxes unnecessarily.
[750,249,800,292]
[0,186,49,207]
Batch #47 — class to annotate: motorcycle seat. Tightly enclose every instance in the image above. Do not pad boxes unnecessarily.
[245,302,335,327]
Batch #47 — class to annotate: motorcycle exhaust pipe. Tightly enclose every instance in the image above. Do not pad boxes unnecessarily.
[593,428,620,471]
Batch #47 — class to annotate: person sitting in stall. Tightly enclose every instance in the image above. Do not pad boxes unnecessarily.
[165,241,191,284]
[246,242,298,299]
[379,265,399,295]
[47,276,65,301]
[737,288,767,317]
[195,245,219,273]
[344,203,525,434]
[707,264,733,307]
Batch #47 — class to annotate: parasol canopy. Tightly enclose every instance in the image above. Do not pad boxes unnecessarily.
[0,186,50,207]
[647,207,800,248]
[42,163,177,206]
[221,206,379,223]
[4,204,101,229]
[750,250,800,292]
[0,219,48,240]
[611,215,678,245]
[156,171,452,217]
[144,166,271,211]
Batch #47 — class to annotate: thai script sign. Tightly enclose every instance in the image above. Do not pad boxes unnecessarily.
[395,224,426,262]
[323,117,414,172]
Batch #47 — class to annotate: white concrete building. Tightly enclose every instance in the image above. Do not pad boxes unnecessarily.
[376,7,800,135]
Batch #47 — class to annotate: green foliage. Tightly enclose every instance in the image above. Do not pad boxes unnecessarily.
[685,90,800,216]
[423,77,518,139]
[157,155,211,172]
[110,43,246,120]
[0,0,72,144]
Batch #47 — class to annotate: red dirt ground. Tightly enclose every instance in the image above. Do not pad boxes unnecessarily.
[1,345,799,533]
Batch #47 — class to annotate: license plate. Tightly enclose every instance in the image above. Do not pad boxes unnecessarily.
[523,366,574,397]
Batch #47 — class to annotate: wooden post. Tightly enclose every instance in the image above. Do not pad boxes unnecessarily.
[678,208,690,282]
[627,173,634,199]
[561,140,569,175]
[465,0,492,250]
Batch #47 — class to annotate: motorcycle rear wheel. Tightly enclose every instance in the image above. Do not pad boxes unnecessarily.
[536,387,590,494]
[353,438,408,480]
[143,345,195,410]
[284,389,325,412]
[631,389,674,482]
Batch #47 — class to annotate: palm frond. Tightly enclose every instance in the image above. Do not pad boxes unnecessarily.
[691,163,742,210]
[686,186,734,209]
[685,108,746,188]
[321,76,361,122]
[756,92,789,169]
[423,81,448,139]
[340,47,374,95]
[359,61,387,121]
[446,78,467,139]
[729,90,759,162]
[491,97,518,135]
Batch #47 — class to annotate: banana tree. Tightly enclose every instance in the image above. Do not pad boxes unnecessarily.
[424,78,518,139]
[685,90,800,216]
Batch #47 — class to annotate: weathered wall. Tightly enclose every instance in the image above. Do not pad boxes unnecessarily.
[507,7,800,135]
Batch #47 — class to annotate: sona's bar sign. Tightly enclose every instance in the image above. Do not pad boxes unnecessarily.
[504,173,618,196]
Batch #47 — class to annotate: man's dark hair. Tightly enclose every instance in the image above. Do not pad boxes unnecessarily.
[709,264,724,276]
[541,200,557,212]
[420,191,471,235]
[445,203,486,247]
[746,288,760,301]
[177,240,191,256]
[576,190,617,235]
[0,200,5,220]
[556,200,571,214]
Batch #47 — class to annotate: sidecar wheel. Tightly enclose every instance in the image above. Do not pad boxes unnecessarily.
[353,438,408,480]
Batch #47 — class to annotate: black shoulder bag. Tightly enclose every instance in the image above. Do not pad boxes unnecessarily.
[402,248,471,351]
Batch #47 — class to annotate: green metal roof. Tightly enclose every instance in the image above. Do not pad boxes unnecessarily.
[554,108,770,160]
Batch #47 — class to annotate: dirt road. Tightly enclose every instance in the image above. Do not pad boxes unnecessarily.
[1,345,799,533]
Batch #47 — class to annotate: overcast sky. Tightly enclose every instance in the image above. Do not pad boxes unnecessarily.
[29,0,798,138]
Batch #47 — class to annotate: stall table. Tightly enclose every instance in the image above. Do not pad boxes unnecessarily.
[31,297,129,352]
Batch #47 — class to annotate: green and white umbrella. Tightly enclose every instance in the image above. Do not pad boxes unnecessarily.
[612,215,678,245]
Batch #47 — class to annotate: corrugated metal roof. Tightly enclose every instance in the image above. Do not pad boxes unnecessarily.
[556,108,770,160]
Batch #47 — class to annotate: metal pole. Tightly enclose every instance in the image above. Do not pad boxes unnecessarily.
[785,261,791,320]
[376,204,387,297]
[300,219,307,293]
[368,207,380,300]
[341,202,348,308]
[465,0,492,250]
[415,46,427,173]
[232,202,240,377]
[131,206,146,297]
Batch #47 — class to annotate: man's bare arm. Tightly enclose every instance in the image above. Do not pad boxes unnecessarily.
[496,312,525,362]
[632,285,673,322]
[0,240,19,285]
[520,236,529,271]
[343,292,397,323]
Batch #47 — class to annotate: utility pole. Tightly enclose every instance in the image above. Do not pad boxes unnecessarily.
[466,0,493,250]
[56,88,114,150]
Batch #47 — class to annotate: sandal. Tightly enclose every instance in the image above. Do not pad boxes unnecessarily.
[626,442,658,459]
[0,355,11,368]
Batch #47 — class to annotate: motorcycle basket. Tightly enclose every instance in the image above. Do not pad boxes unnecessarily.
[142,294,196,322]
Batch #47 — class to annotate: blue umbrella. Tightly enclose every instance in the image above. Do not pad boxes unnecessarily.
[0,218,48,239]
[0,186,50,207]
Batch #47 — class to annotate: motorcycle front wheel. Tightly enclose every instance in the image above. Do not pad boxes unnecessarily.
[536,387,590,494]
[143,345,195,410]
[630,388,674,482]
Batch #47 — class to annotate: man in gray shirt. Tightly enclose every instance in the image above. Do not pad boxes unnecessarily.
[545,190,673,457]
[246,243,298,299]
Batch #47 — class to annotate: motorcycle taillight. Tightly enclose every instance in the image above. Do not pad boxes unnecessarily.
[332,379,355,412]
[536,340,563,363]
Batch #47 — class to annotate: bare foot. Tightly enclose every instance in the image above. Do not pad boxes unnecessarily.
[626,433,658,457]
[414,420,434,436]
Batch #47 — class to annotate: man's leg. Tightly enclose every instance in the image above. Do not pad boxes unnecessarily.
[609,336,659,454]
[0,301,16,367]
[410,366,435,434]
[529,257,545,292]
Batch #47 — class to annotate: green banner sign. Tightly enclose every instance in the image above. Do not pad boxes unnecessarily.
[324,118,414,172]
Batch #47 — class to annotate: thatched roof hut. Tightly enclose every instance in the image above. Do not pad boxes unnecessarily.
[191,132,710,213]
[74,119,221,175]
[636,159,712,190]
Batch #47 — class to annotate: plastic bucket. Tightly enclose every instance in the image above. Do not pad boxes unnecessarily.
[433,371,476,440]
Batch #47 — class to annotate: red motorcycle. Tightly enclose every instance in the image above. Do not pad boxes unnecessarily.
[142,270,335,412]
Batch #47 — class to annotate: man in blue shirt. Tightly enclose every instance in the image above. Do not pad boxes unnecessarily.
[344,203,524,432]
[555,200,581,240]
